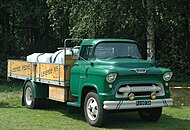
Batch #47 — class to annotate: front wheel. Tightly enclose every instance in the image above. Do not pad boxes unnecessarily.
[84,91,106,127]
[138,107,162,122]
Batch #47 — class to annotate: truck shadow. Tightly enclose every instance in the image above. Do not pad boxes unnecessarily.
[103,112,190,129]
[0,102,21,108]
[44,101,190,129]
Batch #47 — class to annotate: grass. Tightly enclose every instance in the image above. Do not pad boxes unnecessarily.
[170,89,190,107]
[170,81,190,86]
[0,82,190,130]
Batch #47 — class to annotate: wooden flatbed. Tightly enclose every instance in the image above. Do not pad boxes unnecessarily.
[7,55,75,102]
[7,55,75,86]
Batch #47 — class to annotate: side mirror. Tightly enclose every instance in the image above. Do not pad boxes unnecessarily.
[70,46,80,59]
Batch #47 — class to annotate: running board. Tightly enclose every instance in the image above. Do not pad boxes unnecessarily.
[67,102,80,107]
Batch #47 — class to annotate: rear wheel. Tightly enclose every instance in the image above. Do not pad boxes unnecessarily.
[84,91,106,127]
[138,107,162,121]
[24,82,41,109]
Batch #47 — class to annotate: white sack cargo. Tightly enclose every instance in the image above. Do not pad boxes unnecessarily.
[51,49,72,64]
[27,53,42,62]
[26,48,75,64]
[37,53,54,63]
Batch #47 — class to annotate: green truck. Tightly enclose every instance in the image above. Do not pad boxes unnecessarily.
[7,38,173,126]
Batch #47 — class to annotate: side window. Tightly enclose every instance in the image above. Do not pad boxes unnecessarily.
[80,45,93,60]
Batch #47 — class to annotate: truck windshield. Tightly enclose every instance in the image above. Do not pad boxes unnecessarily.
[94,42,142,59]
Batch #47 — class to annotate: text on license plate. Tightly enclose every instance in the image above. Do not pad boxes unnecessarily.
[136,100,151,106]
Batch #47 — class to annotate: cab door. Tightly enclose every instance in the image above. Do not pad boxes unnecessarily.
[70,45,93,96]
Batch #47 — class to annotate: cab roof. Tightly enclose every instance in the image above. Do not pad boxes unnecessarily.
[80,39,137,46]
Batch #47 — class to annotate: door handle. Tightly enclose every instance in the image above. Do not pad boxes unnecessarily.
[74,63,79,66]
[80,76,85,79]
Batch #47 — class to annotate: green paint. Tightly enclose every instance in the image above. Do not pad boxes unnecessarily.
[70,39,172,106]
[23,79,48,99]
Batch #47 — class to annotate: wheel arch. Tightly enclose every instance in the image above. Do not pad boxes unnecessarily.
[82,85,107,126]
[23,80,38,97]
[80,84,98,107]
[22,79,35,106]
[22,79,48,106]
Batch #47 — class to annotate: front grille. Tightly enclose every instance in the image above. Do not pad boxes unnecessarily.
[122,83,155,87]
[115,83,165,98]
[132,92,151,96]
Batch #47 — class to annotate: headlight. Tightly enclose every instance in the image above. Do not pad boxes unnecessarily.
[163,72,173,81]
[106,73,117,83]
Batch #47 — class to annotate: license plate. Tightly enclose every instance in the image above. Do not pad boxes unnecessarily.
[136,100,151,106]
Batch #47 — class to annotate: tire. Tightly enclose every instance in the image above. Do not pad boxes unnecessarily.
[24,82,41,109]
[84,91,106,127]
[138,107,162,122]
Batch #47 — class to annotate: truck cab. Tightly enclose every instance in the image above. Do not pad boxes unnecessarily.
[69,39,173,126]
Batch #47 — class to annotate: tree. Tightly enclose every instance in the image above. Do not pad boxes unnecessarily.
[146,0,155,61]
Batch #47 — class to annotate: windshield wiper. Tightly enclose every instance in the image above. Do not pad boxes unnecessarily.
[107,56,140,59]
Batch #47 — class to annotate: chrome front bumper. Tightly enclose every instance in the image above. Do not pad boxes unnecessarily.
[103,98,173,110]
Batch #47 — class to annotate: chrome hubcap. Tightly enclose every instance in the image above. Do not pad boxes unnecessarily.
[25,87,32,105]
[86,97,98,121]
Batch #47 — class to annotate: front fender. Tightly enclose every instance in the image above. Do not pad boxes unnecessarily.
[81,83,99,92]
[158,67,172,74]
[77,83,99,107]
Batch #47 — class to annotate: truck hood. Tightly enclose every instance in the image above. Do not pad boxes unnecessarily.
[93,59,155,68]
[91,58,170,76]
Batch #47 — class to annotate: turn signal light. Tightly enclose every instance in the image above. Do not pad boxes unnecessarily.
[151,92,157,100]
[129,93,135,100]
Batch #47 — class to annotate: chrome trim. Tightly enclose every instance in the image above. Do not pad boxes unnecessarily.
[130,68,149,73]
[103,98,173,110]
[116,83,165,98]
